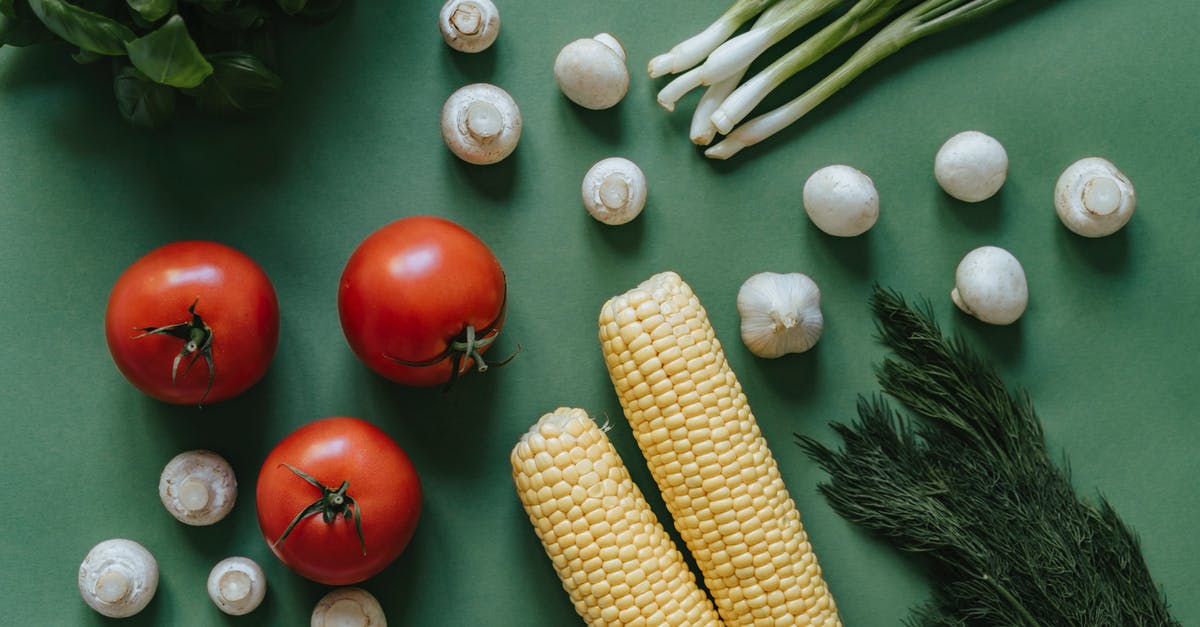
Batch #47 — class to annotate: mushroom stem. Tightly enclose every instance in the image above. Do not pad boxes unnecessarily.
[178,476,211,511]
[593,33,626,60]
[598,175,630,210]
[327,598,372,625]
[1082,176,1121,216]
[449,2,483,35]
[94,571,130,604]
[218,570,253,603]
[464,100,502,141]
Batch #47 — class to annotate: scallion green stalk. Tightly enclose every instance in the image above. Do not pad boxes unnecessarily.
[656,0,848,111]
[647,0,780,78]
[706,0,1020,159]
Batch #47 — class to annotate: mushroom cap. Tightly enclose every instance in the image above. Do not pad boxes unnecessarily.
[581,157,647,225]
[438,0,500,53]
[951,245,1028,325]
[311,587,387,627]
[934,130,1008,202]
[737,272,824,358]
[207,557,267,616]
[159,449,237,526]
[553,34,629,110]
[802,164,880,237]
[1054,156,1136,237]
[78,538,159,618]
[441,83,522,165]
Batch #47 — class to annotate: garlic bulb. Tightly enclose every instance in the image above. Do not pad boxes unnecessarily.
[736,272,824,358]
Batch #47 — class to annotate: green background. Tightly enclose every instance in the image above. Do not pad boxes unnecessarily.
[2,0,1197,624]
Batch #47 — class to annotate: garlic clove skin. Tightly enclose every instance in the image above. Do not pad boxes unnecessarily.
[554,34,630,110]
[78,539,159,618]
[737,272,824,358]
[438,0,500,53]
[441,83,522,165]
[802,165,880,237]
[159,449,237,526]
[951,246,1028,325]
[207,557,267,616]
[582,157,647,225]
[311,587,387,627]
[1054,157,1135,237]
[934,130,1008,202]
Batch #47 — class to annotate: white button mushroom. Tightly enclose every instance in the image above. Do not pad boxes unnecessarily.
[159,449,237,526]
[737,272,824,358]
[78,539,159,618]
[802,164,880,237]
[438,0,500,53]
[311,587,387,627]
[553,33,630,110]
[934,130,1009,202]
[581,157,647,225]
[207,557,266,616]
[1054,156,1136,237]
[951,245,1028,325]
[441,83,522,165]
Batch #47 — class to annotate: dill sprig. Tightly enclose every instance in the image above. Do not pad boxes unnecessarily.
[797,287,1179,626]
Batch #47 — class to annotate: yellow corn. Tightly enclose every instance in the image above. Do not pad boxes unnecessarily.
[598,272,841,627]
[511,407,724,627]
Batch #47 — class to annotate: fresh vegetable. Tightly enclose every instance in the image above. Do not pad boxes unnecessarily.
[1054,156,1136,237]
[1,0,340,128]
[439,0,500,53]
[737,271,824,357]
[580,157,647,225]
[705,0,1027,158]
[934,130,1009,202]
[440,83,523,165]
[158,449,237,526]
[951,245,1028,325]
[798,288,1181,625]
[311,587,387,626]
[553,33,629,110]
[802,164,879,237]
[599,271,842,626]
[338,216,511,387]
[105,240,280,406]
[77,538,158,619]
[648,0,779,77]
[206,556,266,616]
[256,417,421,586]
[511,407,724,626]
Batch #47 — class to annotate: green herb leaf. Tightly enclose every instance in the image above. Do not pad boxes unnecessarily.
[197,1,266,31]
[71,45,99,62]
[26,0,134,55]
[274,0,304,16]
[125,14,213,88]
[113,65,175,129]
[126,0,171,22]
[184,51,280,115]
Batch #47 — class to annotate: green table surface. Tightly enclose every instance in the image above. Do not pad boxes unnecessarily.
[2,0,1197,624]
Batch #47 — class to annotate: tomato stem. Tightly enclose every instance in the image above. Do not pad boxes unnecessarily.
[272,464,366,556]
[135,298,215,406]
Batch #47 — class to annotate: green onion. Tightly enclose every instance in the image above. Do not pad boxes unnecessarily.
[706,0,1020,159]
[647,0,780,78]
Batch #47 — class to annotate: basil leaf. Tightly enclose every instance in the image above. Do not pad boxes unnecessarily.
[198,2,266,31]
[184,52,280,115]
[26,0,134,55]
[275,0,304,16]
[125,14,212,88]
[126,0,171,22]
[71,45,100,61]
[113,65,175,129]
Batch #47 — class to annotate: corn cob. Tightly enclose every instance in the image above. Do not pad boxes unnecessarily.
[598,271,841,627]
[511,407,724,627]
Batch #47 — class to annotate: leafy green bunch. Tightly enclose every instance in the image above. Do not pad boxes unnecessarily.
[0,0,342,128]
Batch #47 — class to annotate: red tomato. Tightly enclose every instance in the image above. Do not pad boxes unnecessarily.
[256,417,422,585]
[338,215,509,386]
[104,241,279,405]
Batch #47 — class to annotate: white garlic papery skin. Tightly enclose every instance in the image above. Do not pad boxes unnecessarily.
[439,0,500,53]
[311,587,387,627]
[208,557,267,616]
[934,130,1009,202]
[78,539,159,618]
[159,449,237,526]
[582,157,647,225]
[951,246,1028,325]
[1054,157,1136,237]
[737,272,824,358]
